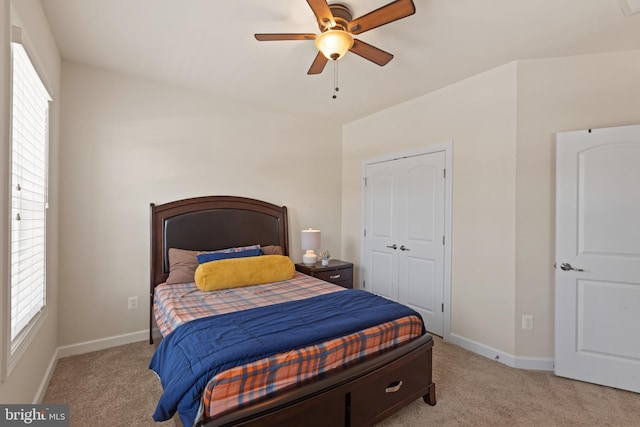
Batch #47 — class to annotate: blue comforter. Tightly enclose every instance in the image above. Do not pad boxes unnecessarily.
[149,289,424,426]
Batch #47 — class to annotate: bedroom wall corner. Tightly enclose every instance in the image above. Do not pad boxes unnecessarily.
[0,0,60,404]
[344,50,640,365]
[513,49,640,359]
[342,62,518,356]
[57,61,344,347]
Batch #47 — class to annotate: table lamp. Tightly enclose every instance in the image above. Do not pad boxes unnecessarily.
[301,228,321,266]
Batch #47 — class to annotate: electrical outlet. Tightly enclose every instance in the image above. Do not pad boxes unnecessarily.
[128,296,138,310]
[522,315,534,330]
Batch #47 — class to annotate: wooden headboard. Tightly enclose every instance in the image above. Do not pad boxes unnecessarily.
[149,195,289,342]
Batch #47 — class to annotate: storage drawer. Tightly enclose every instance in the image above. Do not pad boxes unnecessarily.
[349,347,430,426]
[315,268,352,284]
[228,387,345,427]
[295,260,354,289]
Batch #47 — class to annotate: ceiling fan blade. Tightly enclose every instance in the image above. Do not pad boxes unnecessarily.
[255,33,317,41]
[306,0,336,28]
[348,0,416,35]
[350,39,394,66]
[307,52,329,75]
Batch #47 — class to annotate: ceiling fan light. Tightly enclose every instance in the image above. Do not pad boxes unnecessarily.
[315,30,354,60]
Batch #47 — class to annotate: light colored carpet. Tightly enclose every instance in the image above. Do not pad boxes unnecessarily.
[43,336,640,426]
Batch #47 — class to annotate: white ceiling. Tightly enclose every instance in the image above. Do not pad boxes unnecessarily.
[40,0,640,125]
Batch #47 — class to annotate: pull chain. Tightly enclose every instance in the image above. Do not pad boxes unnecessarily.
[332,60,339,99]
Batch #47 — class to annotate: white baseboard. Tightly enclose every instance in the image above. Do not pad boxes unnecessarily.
[513,354,555,371]
[34,347,59,404]
[57,329,149,359]
[447,332,554,371]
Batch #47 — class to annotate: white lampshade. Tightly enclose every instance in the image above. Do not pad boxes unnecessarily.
[301,228,321,266]
[315,29,354,60]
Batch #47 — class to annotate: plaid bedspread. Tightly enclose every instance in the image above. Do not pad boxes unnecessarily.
[153,273,425,425]
[154,272,344,336]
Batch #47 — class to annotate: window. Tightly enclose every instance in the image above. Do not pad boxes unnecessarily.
[9,39,51,361]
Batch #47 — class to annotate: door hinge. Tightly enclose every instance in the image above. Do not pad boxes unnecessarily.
[441,303,444,313]
[443,169,446,178]
[442,235,445,245]
[362,280,366,289]
[364,228,367,237]
[364,177,367,186]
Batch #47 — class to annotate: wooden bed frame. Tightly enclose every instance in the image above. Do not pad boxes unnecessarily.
[149,195,436,427]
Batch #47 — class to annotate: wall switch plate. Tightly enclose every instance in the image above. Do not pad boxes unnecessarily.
[522,314,534,330]
[128,296,138,310]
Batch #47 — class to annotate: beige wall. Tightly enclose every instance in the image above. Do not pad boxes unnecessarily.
[514,50,640,357]
[57,62,344,346]
[343,63,519,355]
[342,50,640,361]
[0,0,60,403]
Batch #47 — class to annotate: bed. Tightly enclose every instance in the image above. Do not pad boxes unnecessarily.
[149,195,436,427]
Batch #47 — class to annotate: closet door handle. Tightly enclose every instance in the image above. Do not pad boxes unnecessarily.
[386,244,398,250]
[399,245,410,251]
[559,262,584,272]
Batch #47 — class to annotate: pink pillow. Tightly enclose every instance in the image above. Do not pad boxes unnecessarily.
[165,248,201,284]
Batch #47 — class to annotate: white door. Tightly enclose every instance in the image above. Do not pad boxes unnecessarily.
[363,152,446,336]
[555,125,640,392]
[364,163,398,302]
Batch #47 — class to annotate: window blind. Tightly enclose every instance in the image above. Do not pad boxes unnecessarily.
[10,41,51,344]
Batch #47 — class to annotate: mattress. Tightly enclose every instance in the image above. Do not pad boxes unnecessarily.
[154,272,344,336]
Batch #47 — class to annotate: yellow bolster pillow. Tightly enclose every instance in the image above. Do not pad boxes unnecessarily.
[194,255,295,291]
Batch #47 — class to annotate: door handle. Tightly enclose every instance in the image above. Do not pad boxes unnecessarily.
[560,262,584,272]
[386,244,398,250]
[399,245,410,251]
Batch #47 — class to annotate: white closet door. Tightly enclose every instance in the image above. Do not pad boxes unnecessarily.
[397,153,446,335]
[364,151,446,336]
[364,163,399,301]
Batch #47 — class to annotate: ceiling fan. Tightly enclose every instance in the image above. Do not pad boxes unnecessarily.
[255,0,416,75]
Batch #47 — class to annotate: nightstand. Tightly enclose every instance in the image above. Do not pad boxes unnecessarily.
[295,259,354,289]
